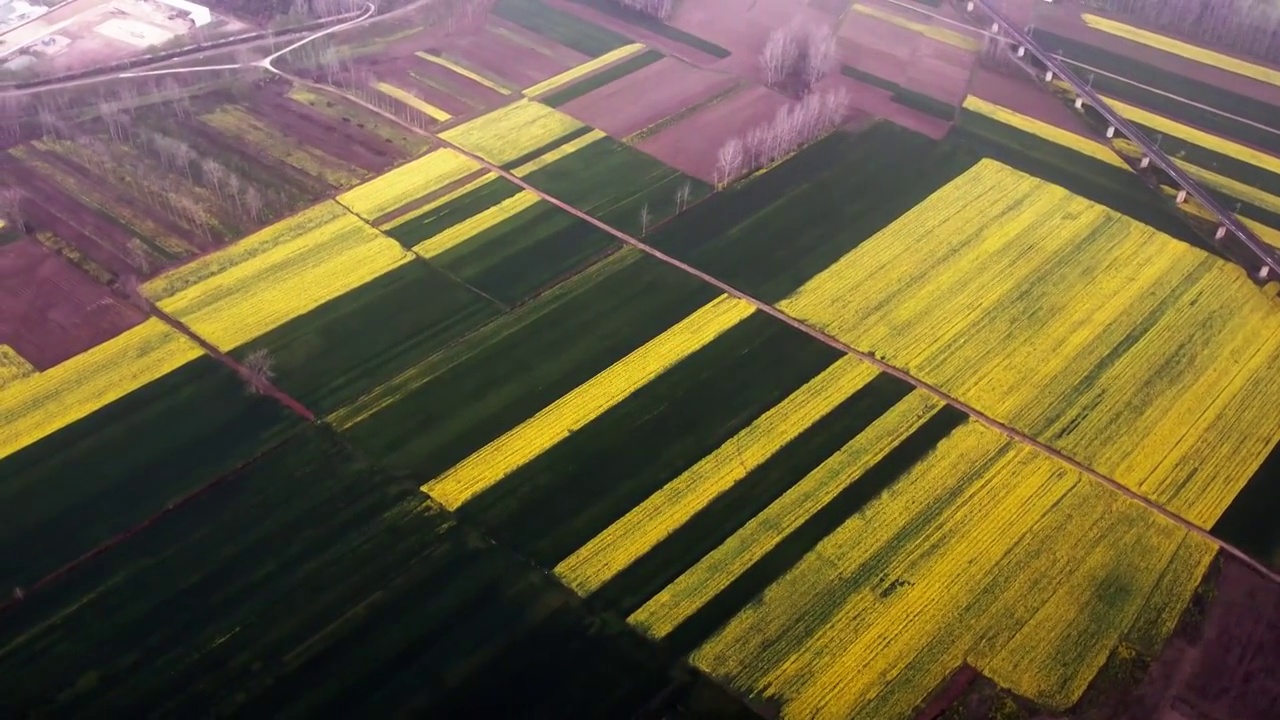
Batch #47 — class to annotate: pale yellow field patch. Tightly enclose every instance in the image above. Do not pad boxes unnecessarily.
[523,43,647,97]
[511,129,607,177]
[413,189,541,259]
[372,81,453,122]
[338,148,481,221]
[1082,13,1280,87]
[852,3,979,51]
[0,345,35,387]
[415,51,512,94]
[440,99,585,165]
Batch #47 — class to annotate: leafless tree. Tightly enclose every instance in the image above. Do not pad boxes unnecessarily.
[1092,0,1280,63]
[714,88,849,187]
[761,21,838,92]
[675,180,692,213]
[0,187,26,233]
[123,237,155,274]
[761,25,801,88]
[242,349,276,395]
[201,158,227,201]
[714,137,746,188]
[243,185,265,222]
[802,25,836,88]
[613,0,674,21]
[640,202,651,235]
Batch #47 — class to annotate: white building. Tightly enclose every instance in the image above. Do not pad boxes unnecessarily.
[155,0,211,28]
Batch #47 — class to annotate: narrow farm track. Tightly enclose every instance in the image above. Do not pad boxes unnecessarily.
[290,78,1280,586]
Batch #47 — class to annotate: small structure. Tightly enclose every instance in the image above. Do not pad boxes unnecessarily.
[155,0,211,28]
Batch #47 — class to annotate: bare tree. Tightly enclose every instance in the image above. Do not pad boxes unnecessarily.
[761,21,838,92]
[761,26,801,88]
[201,158,227,201]
[242,349,276,395]
[675,180,692,213]
[0,187,26,232]
[613,0,674,20]
[802,25,836,88]
[243,185,265,223]
[714,137,746,188]
[639,203,651,235]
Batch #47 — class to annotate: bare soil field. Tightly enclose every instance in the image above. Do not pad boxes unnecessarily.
[359,56,479,119]
[670,0,830,75]
[559,56,736,138]
[968,65,1095,135]
[0,238,142,369]
[449,20,586,91]
[246,80,409,174]
[636,83,791,181]
[542,0,728,65]
[408,54,508,108]
[838,3,978,104]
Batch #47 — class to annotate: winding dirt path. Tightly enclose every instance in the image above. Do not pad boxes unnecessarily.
[282,72,1280,586]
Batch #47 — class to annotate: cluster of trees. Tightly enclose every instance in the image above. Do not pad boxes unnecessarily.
[713,88,849,187]
[760,22,837,93]
[1087,0,1280,63]
[613,0,675,21]
[210,0,367,26]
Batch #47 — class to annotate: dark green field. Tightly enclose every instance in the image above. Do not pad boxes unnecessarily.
[0,356,300,590]
[0,427,757,718]
[339,249,719,476]
[1213,439,1280,569]
[431,200,620,306]
[232,260,501,415]
[384,177,525,248]
[493,0,632,57]
[462,312,843,565]
[648,123,977,302]
[522,136,711,235]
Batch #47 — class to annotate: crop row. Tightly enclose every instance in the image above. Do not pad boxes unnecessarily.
[337,148,480,221]
[440,99,586,165]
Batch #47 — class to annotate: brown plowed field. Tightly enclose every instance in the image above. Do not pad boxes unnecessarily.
[637,84,791,182]
[0,238,142,370]
[670,0,830,76]
[247,82,409,174]
[450,21,586,91]
[559,57,737,138]
[968,66,1097,135]
[838,3,978,104]
[408,54,508,109]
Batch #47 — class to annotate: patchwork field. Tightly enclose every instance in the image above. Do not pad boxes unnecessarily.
[6,1,1280,717]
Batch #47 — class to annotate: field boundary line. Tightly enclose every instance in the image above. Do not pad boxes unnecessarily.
[269,68,1280,587]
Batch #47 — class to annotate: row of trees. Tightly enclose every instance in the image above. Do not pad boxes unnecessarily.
[1086,0,1280,63]
[613,0,675,21]
[713,88,849,187]
[760,22,837,93]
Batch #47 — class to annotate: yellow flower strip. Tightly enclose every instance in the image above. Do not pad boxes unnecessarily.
[628,389,945,639]
[0,319,202,460]
[523,43,647,97]
[966,94,1280,216]
[423,294,756,509]
[381,172,499,232]
[778,158,1280,527]
[1162,187,1280,247]
[440,99,585,165]
[1121,531,1217,655]
[152,201,411,351]
[199,105,366,187]
[415,51,512,94]
[555,354,880,597]
[328,249,643,430]
[0,344,35,386]
[371,81,453,122]
[337,148,480,222]
[680,422,1014,706]
[1081,13,1280,87]
[412,190,541,259]
[510,129,607,177]
[1104,95,1280,176]
[852,3,979,51]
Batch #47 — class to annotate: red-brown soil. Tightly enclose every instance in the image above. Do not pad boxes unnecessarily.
[449,20,586,91]
[0,238,142,370]
[542,0,731,66]
[359,57,479,120]
[838,1,979,104]
[968,65,1097,135]
[637,84,792,181]
[246,80,409,173]
[559,57,738,138]
[670,0,831,77]
[1029,1,1280,104]
[408,53,509,109]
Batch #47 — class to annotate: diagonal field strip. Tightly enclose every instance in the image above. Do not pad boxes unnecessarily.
[415,51,512,94]
[554,354,880,596]
[423,294,756,509]
[274,71,1280,586]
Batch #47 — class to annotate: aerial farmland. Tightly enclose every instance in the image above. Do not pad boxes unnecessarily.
[1,0,1278,717]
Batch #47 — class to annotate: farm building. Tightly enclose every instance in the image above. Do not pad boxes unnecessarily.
[156,0,211,28]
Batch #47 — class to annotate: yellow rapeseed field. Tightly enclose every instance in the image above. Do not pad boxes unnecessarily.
[1104,96,1280,176]
[371,81,454,122]
[440,99,585,165]
[523,43,647,97]
[555,354,880,596]
[965,95,1280,216]
[144,201,411,351]
[851,3,979,51]
[629,389,945,639]
[412,189,541,259]
[337,148,480,221]
[645,420,1216,719]
[511,129,607,177]
[0,344,34,386]
[381,171,499,232]
[415,51,511,94]
[0,319,202,460]
[200,105,366,187]
[779,159,1280,527]
[1081,13,1280,87]
[423,294,756,509]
